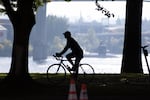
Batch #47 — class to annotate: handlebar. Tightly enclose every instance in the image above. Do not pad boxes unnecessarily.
[141,45,149,56]
[53,54,75,61]
[53,55,63,60]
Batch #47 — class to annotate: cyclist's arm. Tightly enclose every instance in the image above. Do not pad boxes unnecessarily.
[60,46,68,55]
[59,40,70,55]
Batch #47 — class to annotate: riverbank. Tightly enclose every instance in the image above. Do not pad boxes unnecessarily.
[0,73,150,100]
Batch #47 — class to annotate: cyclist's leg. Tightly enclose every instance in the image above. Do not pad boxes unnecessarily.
[73,57,82,79]
[73,53,83,70]
[66,53,74,67]
[73,57,81,70]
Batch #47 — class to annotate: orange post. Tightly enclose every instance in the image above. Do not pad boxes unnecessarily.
[68,78,78,100]
[79,83,88,100]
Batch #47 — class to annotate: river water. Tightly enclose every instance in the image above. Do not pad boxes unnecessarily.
[0,54,149,74]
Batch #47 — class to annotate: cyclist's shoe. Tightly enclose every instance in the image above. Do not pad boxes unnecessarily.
[70,67,76,71]
[66,66,71,71]
[55,53,61,57]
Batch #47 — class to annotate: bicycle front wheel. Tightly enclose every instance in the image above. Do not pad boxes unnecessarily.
[46,64,66,85]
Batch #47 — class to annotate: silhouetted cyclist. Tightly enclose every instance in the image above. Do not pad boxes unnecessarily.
[56,31,83,73]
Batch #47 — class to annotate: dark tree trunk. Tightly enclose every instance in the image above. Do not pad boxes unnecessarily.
[121,0,143,73]
[2,0,35,82]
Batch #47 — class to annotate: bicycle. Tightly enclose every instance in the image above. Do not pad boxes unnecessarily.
[141,45,150,81]
[46,55,95,85]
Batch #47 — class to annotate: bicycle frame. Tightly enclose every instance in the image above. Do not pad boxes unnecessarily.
[141,45,150,82]
[53,55,91,74]
[53,55,74,74]
[141,45,150,74]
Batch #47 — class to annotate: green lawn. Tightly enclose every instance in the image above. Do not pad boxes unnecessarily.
[0,73,150,100]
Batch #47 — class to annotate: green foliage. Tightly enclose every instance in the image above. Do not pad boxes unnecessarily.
[34,0,43,11]
[33,0,51,11]
[0,8,5,13]
[0,0,70,13]
[0,0,49,13]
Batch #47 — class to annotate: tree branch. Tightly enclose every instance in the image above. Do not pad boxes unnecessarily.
[1,0,15,22]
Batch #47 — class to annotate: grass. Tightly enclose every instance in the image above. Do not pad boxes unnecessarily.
[0,73,150,100]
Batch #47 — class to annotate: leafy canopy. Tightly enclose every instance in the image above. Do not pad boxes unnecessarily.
[0,0,51,13]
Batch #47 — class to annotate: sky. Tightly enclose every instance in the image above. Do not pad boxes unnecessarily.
[46,1,150,23]
[0,1,150,24]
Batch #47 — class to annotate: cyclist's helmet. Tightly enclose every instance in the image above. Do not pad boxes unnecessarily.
[63,31,71,38]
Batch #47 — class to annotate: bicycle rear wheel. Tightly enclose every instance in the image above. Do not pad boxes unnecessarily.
[78,63,95,82]
[46,64,66,85]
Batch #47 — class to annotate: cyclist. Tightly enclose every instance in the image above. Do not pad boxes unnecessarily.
[56,31,83,73]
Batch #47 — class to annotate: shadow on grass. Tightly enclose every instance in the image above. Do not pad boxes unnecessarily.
[0,73,149,100]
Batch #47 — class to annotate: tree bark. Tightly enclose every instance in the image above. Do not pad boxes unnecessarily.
[121,0,143,73]
[2,0,35,82]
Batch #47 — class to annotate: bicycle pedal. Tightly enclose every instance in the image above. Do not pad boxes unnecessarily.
[67,66,71,71]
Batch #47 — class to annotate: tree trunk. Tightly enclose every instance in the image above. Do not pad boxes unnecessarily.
[2,0,35,82]
[121,0,143,73]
